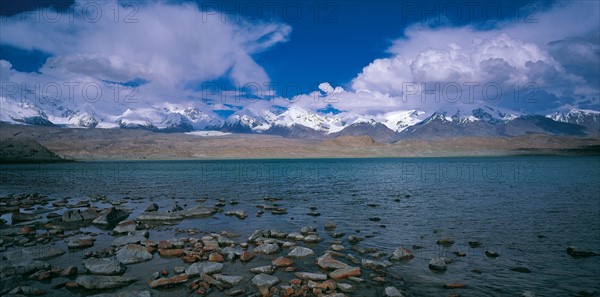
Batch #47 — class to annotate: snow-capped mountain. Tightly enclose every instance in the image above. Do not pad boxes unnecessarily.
[1,94,598,141]
[549,109,600,134]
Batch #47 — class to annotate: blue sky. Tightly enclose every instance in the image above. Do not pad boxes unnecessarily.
[0,0,598,116]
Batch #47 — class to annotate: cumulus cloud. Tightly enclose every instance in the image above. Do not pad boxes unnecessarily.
[1,0,291,106]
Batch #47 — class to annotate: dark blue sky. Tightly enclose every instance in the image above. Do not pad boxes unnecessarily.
[1,0,551,92]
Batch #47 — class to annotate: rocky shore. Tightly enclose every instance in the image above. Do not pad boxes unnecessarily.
[1,193,597,297]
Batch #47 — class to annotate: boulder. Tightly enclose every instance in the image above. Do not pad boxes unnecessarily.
[116,244,153,264]
[251,274,279,296]
[84,257,126,275]
[288,246,315,258]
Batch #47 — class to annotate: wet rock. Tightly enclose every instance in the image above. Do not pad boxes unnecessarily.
[287,232,305,241]
[84,257,126,275]
[316,253,350,270]
[436,236,454,246]
[300,226,315,234]
[511,267,532,273]
[76,275,137,290]
[468,241,482,248]
[272,257,294,267]
[18,226,36,235]
[145,203,159,212]
[330,244,345,252]
[347,235,363,244]
[159,248,184,257]
[384,286,404,297]
[93,208,130,225]
[113,220,137,234]
[12,212,41,223]
[251,274,279,296]
[324,221,337,231]
[208,252,224,262]
[240,251,255,262]
[428,258,447,272]
[185,262,223,277]
[226,210,248,219]
[89,290,151,297]
[303,234,323,243]
[294,272,327,281]
[61,266,78,277]
[136,212,183,221]
[8,286,46,296]
[116,244,153,264]
[2,260,50,277]
[566,246,597,258]
[329,267,361,279]
[453,251,466,257]
[224,288,245,296]
[361,259,392,270]
[66,235,95,249]
[254,243,280,254]
[338,282,355,293]
[288,246,315,258]
[214,274,244,286]
[390,247,414,261]
[179,206,217,217]
[250,265,275,274]
[147,273,188,289]
[521,291,536,297]
[62,209,84,222]
[485,251,500,258]
[4,246,65,261]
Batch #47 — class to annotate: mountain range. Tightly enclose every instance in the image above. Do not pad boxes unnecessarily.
[1,96,598,143]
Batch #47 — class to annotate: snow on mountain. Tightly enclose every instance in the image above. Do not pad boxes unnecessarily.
[549,109,600,134]
[0,97,48,125]
[271,105,340,132]
[381,110,428,132]
[224,108,277,132]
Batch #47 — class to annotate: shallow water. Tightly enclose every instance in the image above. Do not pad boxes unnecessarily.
[1,156,599,296]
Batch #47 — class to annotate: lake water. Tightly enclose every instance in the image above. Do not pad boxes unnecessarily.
[1,156,599,296]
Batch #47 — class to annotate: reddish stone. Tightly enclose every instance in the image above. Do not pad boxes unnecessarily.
[444,283,467,289]
[272,256,294,267]
[147,274,188,289]
[208,252,224,262]
[159,248,184,257]
[240,251,255,262]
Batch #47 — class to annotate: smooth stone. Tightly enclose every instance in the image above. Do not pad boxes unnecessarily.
[136,212,183,221]
[294,272,327,281]
[185,262,223,276]
[316,253,350,270]
[347,235,363,244]
[329,267,361,279]
[66,235,95,248]
[251,274,279,295]
[428,258,448,272]
[112,235,146,247]
[179,206,217,217]
[145,203,159,212]
[566,246,597,258]
[92,208,130,225]
[338,283,355,292]
[250,265,275,274]
[113,220,137,234]
[214,274,244,286]
[254,243,280,254]
[147,274,188,289]
[89,290,151,297]
[288,246,315,258]
[437,236,455,246]
[361,259,392,270]
[384,286,404,297]
[116,244,152,264]
[84,257,126,275]
[390,247,414,260]
[76,275,137,290]
[303,234,323,243]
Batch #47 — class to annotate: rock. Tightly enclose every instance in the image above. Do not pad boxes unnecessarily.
[254,243,280,254]
[485,250,500,258]
[147,273,188,288]
[240,251,255,262]
[428,258,447,272]
[185,262,223,276]
[436,236,454,246]
[4,246,65,260]
[468,241,482,248]
[66,235,95,248]
[329,267,361,279]
[287,232,305,241]
[390,247,414,261]
[116,244,153,264]
[300,226,315,234]
[226,210,248,219]
[316,253,350,270]
[61,265,78,277]
[361,259,392,270]
[272,257,294,267]
[113,220,137,234]
[84,257,126,275]
[88,290,151,297]
[208,252,224,262]
[566,246,597,258]
[250,265,275,275]
[330,244,345,252]
[324,221,337,230]
[347,235,363,244]
[384,286,404,297]
[511,267,532,273]
[251,274,279,296]
[12,212,41,223]
[19,226,36,235]
[521,291,536,297]
[288,246,315,258]
[303,234,323,243]
[145,203,159,212]
[62,209,84,222]
[337,283,355,292]
[294,272,327,281]
[112,235,146,247]
[76,275,137,290]
[179,206,217,217]
[248,230,267,242]
[136,212,183,221]
[214,274,244,286]
[92,207,130,225]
